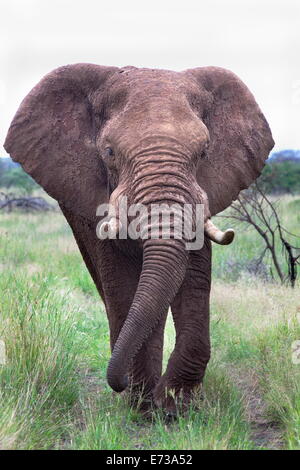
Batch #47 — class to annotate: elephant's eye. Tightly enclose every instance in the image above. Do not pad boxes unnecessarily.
[104,147,114,158]
[200,142,209,159]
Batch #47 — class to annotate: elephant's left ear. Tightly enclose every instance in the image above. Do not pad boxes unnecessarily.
[4,63,119,220]
[185,67,275,216]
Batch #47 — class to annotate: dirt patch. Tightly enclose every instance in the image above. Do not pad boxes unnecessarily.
[230,368,284,449]
[56,236,79,254]
[59,367,105,449]
[74,368,104,430]
[26,263,41,275]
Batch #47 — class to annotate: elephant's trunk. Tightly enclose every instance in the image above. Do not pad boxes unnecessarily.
[106,161,198,392]
[107,237,189,392]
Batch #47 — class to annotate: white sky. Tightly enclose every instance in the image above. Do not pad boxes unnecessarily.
[1,0,299,154]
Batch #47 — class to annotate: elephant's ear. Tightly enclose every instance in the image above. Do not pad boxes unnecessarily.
[185,67,274,216]
[4,63,118,220]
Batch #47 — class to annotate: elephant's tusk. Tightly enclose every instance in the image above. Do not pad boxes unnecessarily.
[204,219,235,245]
[99,218,122,238]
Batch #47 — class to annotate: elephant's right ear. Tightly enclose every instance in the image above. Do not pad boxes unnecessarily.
[4,64,118,220]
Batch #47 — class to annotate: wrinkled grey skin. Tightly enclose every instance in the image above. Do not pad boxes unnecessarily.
[4,64,274,414]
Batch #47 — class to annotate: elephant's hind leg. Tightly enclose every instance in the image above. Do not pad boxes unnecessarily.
[153,238,212,415]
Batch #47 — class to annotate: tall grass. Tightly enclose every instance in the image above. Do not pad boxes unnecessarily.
[0,271,80,448]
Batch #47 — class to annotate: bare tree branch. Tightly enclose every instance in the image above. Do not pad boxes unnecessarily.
[0,192,55,212]
[222,182,300,287]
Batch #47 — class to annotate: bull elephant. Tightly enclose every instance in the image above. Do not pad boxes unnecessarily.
[4,64,274,415]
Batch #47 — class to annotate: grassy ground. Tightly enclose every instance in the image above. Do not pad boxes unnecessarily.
[0,194,299,450]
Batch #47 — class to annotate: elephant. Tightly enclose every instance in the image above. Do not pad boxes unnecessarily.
[4,64,274,415]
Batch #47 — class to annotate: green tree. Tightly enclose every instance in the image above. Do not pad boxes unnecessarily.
[0,166,38,195]
[259,161,300,194]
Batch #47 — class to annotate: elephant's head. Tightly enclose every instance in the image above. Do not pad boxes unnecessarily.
[4,64,274,392]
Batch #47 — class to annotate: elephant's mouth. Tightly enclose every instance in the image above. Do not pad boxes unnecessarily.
[99,213,234,246]
[98,186,235,247]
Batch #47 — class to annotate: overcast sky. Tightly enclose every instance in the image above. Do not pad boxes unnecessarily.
[1,0,299,155]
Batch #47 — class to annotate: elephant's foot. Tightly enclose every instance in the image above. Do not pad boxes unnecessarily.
[153,377,203,417]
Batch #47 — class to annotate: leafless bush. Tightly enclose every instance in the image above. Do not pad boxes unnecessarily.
[0,192,55,212]
[223,257,271,282]
[220,182,300,287]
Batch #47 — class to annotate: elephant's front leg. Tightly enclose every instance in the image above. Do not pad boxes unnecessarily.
[127,311,168,412]
[101,242,167,411]
[154,238,212,414]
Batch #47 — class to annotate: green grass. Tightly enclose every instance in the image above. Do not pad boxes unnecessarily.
[0,195,299,449]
